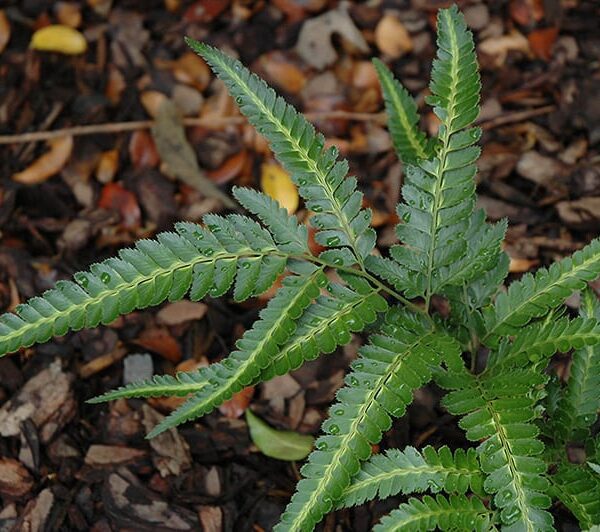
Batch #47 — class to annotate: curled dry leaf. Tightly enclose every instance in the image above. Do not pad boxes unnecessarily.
[171,51,211,91]
[295,2,368,70]
[528,27,559,61]
[0,458,34,498]
[98,182,142,229]
[479,31,530,68]
[129,129,160,169]
[95,149,119,183]
[257,51,306,94]
[0,10,10,54]
[12,136,73,185]
[375,14,413,59]
[260,162,299,214]
[30,25,87,55]
[156,300,208,326]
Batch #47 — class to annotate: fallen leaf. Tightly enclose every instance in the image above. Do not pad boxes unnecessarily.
[15,489,54,532]
[516,150,567,187]
[207,150,247,185]
[129,130,160,169]
[260,162,299,214]
[257,51,306,94]
[172,84,204,116]
[0,10,10,54]
[55,2,82,28]
[479,31,530,68]
[245,409,313,461]
[151,99,236,208]
[12,136,73,185]
[84,444,146,466]
[509,0,544,26]
[140,90,168,118]
[105,64,126,105]
[556,197,600,230]
[0,458,34,497]
[30,25,87,55]
[509,256,539,273]
[133,326,182,363]
[219,387,254,419]
[375,14,413,59]
[295,2,368,70]
[528,27,558,61]
[171,51,211,91]
[98,182,142,229]
[157,301,208,326]
[183,0,230,22]
[95,148,119,183]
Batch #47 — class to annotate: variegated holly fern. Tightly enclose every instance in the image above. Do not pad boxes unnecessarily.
[1,6,599,531]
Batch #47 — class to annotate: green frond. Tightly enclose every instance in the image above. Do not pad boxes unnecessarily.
[232,186,309,254]
[390,6,482,301]
[439,368,554,531]
[550,462,600,528]
[554,288,600,442]
[187,39,375,264]
[338,445,484,509]
[87,372,206,403]
[144,270,325,438]
[483,237,600,345]
[487,316,600,374]
[275,308,461,531]
[374,494,493,532]
[0,216,294,357]
[365,255,418,296]
[372,58,429,163]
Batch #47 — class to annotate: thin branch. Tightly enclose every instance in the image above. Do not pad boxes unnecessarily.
[0,111,386,145]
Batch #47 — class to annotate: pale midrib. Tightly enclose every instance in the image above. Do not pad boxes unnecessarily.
[289,331,436,532]
[341,463,473,500]
[478,381,538,532]
[385,505,488,531]
[561,343,595,438]
[383,76,427,160]
[219,58,363,265]
[424,11,460,307]
[1,249,277,352]
[484,253,600,342]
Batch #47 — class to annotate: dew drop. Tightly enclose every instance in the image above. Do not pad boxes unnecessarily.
[391,406,405,417]
[316,441,328,451]
[349,376,359,386]
[328,424,340,435]
[203,248,214,256]
[76,274,89,288]
[326,236,341,246]
[241,261,251,269]
[312,204,323,213]
[208,378,219,388]
[503,507,521,523]
[208,224,221,233]
[235,96,243,104]
[332,257,344,266]
[298,178,307,186]
[501,489,513,501]
[427,479,442,490]
[317,276,328,287]
[401,211,411,223]
[193,231,204,240]
[334,408,344,416]
[353,362,364,370]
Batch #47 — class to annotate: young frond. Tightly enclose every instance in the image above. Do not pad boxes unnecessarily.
[487,316,600,374]
[554,288,600,442]
[438,368,554,531]
[374,494,493,532]
[187,39,375,265]
[550,463,600,528]
[0,216,296,358]
[372,59,430,163]
[388,6,484,301]
[276,308,461,531]
[145,271,325,438]
[483,237,600,345]
[338,445,483,509]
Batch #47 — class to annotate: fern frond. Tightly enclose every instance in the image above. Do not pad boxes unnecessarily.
[232,186,309,254]
[90,283,387,404]
[551,462,600,528]
[390,6,482,301]
[554,288,600,442]
[187,39,375,264]
[439,368,554,531]
[0,217,295,357]
[275,308,461,531]
[487,316,600,374]
[374,494,493,532]
[142,270,325,438]
[373,59,429,163]
[483,238,600,345]
[338,445,484,508]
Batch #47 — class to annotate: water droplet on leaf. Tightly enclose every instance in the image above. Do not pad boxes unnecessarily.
[326,236,341,246]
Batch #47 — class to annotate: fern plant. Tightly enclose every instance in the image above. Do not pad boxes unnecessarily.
[1,5,599,531]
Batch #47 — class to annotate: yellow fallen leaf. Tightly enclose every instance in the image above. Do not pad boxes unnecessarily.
[12,136,74,185]
[30,25,87,55]
[260,162,299,214]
